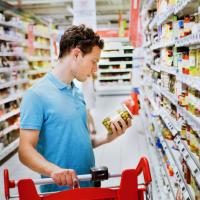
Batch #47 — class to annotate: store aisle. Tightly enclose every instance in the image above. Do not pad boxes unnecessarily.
[93,95,149,187]
[0,95,149,200]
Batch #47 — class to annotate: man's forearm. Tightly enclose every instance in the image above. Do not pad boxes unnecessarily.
[19,144,60,177]
[91,135,109,148]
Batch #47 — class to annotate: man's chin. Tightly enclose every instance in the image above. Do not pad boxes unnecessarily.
[77,76,87,82]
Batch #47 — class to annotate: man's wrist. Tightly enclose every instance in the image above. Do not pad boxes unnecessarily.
[92,134,109,148]
[46,164,61,177]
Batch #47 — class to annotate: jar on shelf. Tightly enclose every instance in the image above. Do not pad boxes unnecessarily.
[162,127,173,140]
[186,125,191,145]
[189,49,197,76]
[180,123,187,140]
[196,49,200,77]
[195,90,200,117]
[190,129,199,155]
[182,159,191,184]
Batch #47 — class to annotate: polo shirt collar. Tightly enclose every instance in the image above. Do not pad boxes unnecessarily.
[47,72,74,90]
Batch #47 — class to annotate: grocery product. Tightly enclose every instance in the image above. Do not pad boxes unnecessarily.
[102,104,132,133]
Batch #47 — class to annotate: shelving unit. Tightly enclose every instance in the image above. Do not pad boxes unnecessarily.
[140,89,199,199]
[140,0,200,198]
[0,9,29,161]
[0,3,57,162]
[0,138,19,161]
[95,38,133,95]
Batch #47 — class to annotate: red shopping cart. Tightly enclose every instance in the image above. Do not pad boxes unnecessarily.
[4,157,152,200]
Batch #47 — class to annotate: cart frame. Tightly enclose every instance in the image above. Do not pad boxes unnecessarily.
[4,157,152,200]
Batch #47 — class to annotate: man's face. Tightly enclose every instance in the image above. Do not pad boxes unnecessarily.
[72,46,101,82]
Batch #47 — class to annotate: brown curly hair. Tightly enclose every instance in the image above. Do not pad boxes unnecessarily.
[58,24,104,59]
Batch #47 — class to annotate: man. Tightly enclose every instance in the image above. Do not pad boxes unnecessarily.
[19,24,131,193]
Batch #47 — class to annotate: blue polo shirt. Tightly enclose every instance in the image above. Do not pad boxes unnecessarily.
[20,72,95,192]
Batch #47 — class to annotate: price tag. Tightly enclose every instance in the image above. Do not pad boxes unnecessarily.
[195,173,200,187]
[186,158,199,176]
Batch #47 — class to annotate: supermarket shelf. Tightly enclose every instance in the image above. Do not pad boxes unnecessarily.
[0,52,24,57]
[99,61,132,65]
[149,0,197,29]
[101,53,133,58]
[33,31,51,39]
[174,135,200,187]
[153,99,200,185]
[159,87,178,106]
[144,131,168,200]
[157,6,175,26]
[96,85,132,95]
[28,68,50,75]
[149,6,174,28]
[0,34,24,43]
[27,56,51,62]
[23,41,50,50]
[0,65,28,73]
[0,78,28,90]
[0,124,19,138]
[159,107,178,136]
[176,32,200,47]
[178,106,200,135]
[160,137,195,200]
[176,73,200,92]
[174,0,195,14]
[150,64,178,75]
[145,92,159,114]
[161,107,182,131]
[144,0,156,12]
[160,66,178,75]
[157,149,177,199]
[98,69,132,73]
[153,84,200,134]
[151,30,200,50]
[150,39,175,50]
[143,19,151,32]
[150,65,200,90]
[102,37,129,42]
[0,108,20,123]
[144,89,198,197]
[0,93,23,106]
[0,138,19,161]
[142,41,152,48]
[0,20,23,29]
[151,85,182,133]
[0,67,10,73]
[12,65,29,71]
[99,75,131,81]
[103,46,133,51]
[34,43,50,50]
[149,15,157,30]
[150,64,160,72]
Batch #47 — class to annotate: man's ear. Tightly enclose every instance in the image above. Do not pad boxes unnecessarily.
[71,48,81,59]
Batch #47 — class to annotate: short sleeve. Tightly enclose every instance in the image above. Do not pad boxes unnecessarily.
[20,89,44,131]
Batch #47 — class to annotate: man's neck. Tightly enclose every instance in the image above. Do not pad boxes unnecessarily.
[52,59,74,85]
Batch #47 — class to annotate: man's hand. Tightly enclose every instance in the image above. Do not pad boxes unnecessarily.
[106,118,131,143]
[50,168,78,187]
[91,118,131,148]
